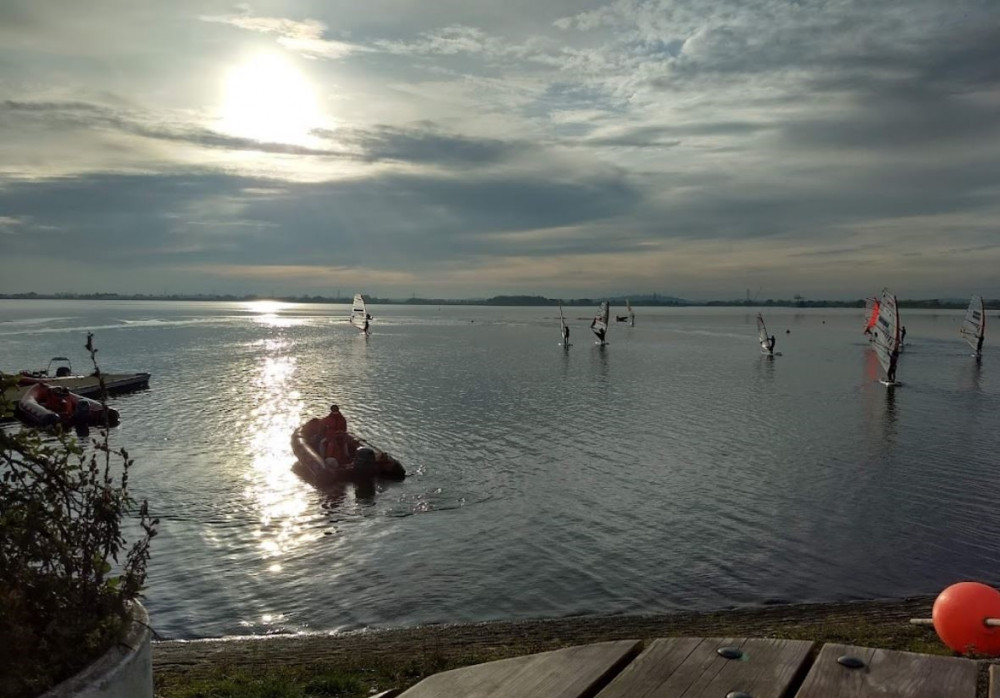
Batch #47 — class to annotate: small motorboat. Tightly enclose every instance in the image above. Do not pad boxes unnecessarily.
[16,382,120,428]
[291,420,406,485]
[17,357,150,395]
[18,356,75,380]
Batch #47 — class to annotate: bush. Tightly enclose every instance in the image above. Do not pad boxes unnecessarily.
[0,333,158,698]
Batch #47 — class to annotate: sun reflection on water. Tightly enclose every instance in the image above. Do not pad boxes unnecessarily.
[243,301,310,329]
[243,348,320,574]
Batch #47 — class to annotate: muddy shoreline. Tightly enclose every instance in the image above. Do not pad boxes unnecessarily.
[154,595,942,685]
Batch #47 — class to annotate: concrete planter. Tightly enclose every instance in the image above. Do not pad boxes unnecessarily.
[40,602,153,698]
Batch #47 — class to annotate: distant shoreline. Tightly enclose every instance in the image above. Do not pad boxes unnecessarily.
[2,293,994,310]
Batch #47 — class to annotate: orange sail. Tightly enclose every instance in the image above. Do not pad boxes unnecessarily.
[863,297,880,334]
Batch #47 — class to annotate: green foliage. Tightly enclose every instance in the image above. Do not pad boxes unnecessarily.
[0,334,158,698]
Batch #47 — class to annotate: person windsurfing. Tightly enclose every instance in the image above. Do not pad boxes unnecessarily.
[590,317,606,344]
[887,350,899,384]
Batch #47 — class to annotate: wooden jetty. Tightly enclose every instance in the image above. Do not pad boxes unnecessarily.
[383,636,980,698]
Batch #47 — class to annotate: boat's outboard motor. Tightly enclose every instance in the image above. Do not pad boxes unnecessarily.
[353,447,376,478]
[73,399,91,426]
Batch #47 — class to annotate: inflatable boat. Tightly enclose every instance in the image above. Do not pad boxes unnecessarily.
[17,382,121,428]
[291,421,406,485]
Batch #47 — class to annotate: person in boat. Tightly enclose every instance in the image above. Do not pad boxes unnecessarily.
[319,405,349,463]
[47,386,71,419]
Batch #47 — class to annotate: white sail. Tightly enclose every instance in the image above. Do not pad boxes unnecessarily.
[960,295,985,355]
[559,303,569,346]
[756,313,772,354]
[872,288,901,382]
[591,301,609,342]
[350,293,368,331]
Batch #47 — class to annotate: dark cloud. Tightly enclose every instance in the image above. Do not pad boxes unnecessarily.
[2,100,534,166]
[777,21,1000,150]
[0,167,641,270]
[314,124,525,166]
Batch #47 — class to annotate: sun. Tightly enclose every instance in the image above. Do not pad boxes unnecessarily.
[220,53,323,146]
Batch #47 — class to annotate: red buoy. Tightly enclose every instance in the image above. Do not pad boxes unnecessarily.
[932,582,1000,655]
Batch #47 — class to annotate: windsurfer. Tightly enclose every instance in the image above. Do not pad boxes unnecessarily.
[900,326,907,344]
[768,335,776,352]
[590,318,606,344]
[562,325,570,343]
[887,351,899,383]
[977,335,984,356]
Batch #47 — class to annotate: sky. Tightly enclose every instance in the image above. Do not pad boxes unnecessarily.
[1,0,998,300]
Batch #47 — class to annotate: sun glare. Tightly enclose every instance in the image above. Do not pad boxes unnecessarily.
[245,300,287,315]
[220,53,323,146]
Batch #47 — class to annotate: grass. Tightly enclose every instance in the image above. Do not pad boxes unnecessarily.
[156,658,454,698]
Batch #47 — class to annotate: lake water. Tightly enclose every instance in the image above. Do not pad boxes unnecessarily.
[2,299,998,640]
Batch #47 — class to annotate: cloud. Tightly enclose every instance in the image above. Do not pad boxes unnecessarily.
[2,100,543,168]
[199,14,363,59]
[315,124,526,166]
[0,167,642,273]
[0,215,25,234]
[1,100,345,156]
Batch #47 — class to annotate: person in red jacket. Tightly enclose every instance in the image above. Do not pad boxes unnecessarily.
[320,404,347,433]
[319,405,349,463]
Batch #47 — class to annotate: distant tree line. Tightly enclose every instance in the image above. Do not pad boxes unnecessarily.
[1,291,996,309]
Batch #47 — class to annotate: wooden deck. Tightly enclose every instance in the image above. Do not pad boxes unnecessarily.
[390,636,982,698]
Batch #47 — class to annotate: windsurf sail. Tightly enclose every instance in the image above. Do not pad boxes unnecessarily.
[627,299,635,327]
[591,301,609,343]
[872,288,901,382]
[863,296,879,338]
[960,294,986,356]
[350,293,368,332]
[559,303,569,344]
[756,313,772,354]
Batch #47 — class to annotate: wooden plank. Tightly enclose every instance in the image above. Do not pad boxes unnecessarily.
[396,639,641,698]
[990,664,1000,698]
[796,643,977,698]
[595,637,813,698]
